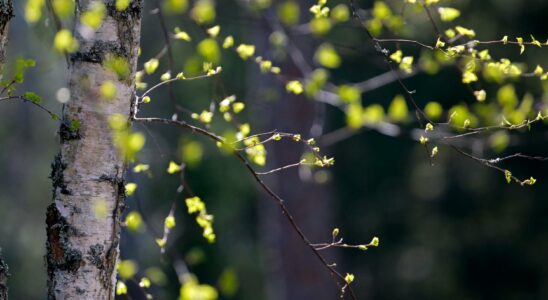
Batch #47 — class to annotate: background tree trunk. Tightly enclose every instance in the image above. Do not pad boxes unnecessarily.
[0,0,13,81]
[46,1,142,299]
[0,3,12,299]
[251,7,337,299]
[0,248,8,300]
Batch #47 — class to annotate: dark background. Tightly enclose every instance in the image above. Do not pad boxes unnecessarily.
[0,0,547,299]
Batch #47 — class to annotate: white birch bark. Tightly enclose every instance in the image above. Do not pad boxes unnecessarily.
[46,1,142,299]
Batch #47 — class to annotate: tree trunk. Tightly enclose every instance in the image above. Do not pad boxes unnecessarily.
[46,1,142,299]
[0,248,8,300]
[251,8,337,299]
[0,2,12,300]
[0,0,13,81]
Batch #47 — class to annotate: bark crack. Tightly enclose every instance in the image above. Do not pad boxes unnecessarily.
[50,153,71,195]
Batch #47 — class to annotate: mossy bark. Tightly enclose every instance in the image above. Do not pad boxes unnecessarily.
[46,1,142,299]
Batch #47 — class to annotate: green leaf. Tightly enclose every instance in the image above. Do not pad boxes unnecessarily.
[125,183,138,196]
[23,92,42,104]
[388,95,408,122]
[490,131,510,153]
[222,36,234,49]
[497,84,518,108]
[372,1,391,19]
[399,56,414,74]
[100,81,117,100]
[236,44,256,60]
[437,7,460,22]
[144,58,160,75]
[174,27,192,41]
[54,30,79,53]
[309,18,331,35]
[116,281,128,295]
[52,0,75,19]
[277,1,300,26]
[424,101,443,120]
[125,211,143,231]
[117,260,138,279]
[218,268,239,297]
[455,26,475,38]
[314,43,341,69]
[197,38,221,63]
[164,0,189,14]
[167,161,182,174]
[80,1,106,30]
[207,25,220,38]
[363,104,385,125]
[191,0,216,24]
[115,0,131,11]
[331,4,350,22]
[344,273,355,284]
[180,279,218,300]
[164,215,176,229]
[504,170,512,184]
[104,55,130,80]
[181,141,203,167]
[139,277,151,288]
[346,103,363,129]
[338,85,360,103]
[286,80,303,95]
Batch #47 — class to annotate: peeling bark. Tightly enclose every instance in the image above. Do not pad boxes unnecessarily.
[46,1,142,299]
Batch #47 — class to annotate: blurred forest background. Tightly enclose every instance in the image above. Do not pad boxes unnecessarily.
[1,0,548,299]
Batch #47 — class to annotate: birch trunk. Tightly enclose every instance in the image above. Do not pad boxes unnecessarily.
[46,1,142,299]
[0,2,12,299]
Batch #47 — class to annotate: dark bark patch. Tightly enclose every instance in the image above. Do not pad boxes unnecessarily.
[50,153,70,195]
[0,0,13,34]
[45,204,83,274]
[99,173,126,199]
[95,173,125,292]
[70,41,127,63]
[59,121,81,142]
[106,0,142,20]
[87,244,104,267]
[75,287,85,295]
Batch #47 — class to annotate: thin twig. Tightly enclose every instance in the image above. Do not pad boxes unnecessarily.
[132,116,357,299]
[0,96,59,119]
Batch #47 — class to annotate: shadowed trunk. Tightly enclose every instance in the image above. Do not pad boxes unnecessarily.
[251,7,337,299]
[0,249,8,300]
[46,1,142,299]
[0,2,12,299]
[0,0,13,81]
